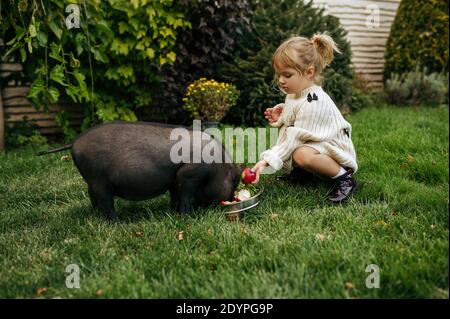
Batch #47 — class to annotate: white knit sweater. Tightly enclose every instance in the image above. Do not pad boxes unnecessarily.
[260,85,358,172]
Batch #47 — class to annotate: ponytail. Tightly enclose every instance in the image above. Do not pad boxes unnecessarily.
[311,33,341,70]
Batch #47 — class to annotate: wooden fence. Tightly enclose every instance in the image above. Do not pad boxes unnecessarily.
[0,59,83,151]
[1,83,83,135]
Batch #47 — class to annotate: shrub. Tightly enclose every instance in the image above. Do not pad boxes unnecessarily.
[384,67,449,106]
[1,0,191,138]
[384,0,449,80]
[145,0,253,124]
[218,0,354,126]
[344,88,381,112]
[182,78,239,122]
[4,120,48,149]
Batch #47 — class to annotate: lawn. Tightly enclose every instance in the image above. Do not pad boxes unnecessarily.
[0,105,448,298]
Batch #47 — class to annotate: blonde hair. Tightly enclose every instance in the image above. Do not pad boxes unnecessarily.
[272,32,341,86]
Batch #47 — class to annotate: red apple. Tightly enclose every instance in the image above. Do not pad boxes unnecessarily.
[241,167,256,184]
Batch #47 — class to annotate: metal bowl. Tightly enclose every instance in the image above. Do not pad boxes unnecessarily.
[221,187,264,221]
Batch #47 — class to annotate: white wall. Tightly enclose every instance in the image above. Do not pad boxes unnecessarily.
[311,0,402,89]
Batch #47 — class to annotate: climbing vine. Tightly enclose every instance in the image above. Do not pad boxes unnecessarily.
[1,0,191,138]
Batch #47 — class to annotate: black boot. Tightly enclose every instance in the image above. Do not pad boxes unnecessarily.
[327,169,358,204]
[276,166,316,185]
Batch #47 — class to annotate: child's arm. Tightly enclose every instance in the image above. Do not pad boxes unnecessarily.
[259,99,347,171]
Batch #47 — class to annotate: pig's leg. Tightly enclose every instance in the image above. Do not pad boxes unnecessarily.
[171,164,210,214]
[169,186,179,212]
[88,186,99,209]
[88,182,119,222]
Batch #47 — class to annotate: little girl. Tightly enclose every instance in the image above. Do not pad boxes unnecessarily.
[251,33,358,203]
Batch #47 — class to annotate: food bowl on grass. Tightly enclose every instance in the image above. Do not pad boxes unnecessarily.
[220,187,264,221]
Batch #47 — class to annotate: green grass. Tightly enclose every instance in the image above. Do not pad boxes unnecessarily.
[0,105,448,298]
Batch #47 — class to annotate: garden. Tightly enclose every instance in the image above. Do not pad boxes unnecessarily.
[0,0,448,299]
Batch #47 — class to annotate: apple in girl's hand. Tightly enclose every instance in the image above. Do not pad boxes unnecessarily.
[241,168,256,184]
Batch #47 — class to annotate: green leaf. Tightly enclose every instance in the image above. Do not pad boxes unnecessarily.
[27,78,45,99]
[135,42,145,51]
[131,0,140,10]
[118,22,128,34]
[37,31,48,46]
[49,43,64,62]
[75,33,85,55]
[160,27,174,38]
[20,48,27,62]
[117,65,134,80]
[47,86,60,103]
[27,39,33,53]
[105,68,119,80]
[73,71,90,100]
[97,20,114,39]
[167,51,176,63]
[146,47,155,59]
[49,21,63,40]
[29,24,37,38]
[73,71,86,85]
[90,47,109,63]
[110,39,129,55]
[50,65,68,86]
[6,37,16,46]
[65,86,79,103]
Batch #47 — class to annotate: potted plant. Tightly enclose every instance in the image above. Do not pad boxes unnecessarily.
[182,78,239,130]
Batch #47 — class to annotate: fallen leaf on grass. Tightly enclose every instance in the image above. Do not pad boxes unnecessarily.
[60,155,71,161]
[36,287,48,296]
[270,213,279,220]
[344,282,355,290]
[374,220,389,228]
[96,289,103,297]
[177,230,184,241]
[135,231,143,237]
[400,154,415,168]
[315,233,326,241]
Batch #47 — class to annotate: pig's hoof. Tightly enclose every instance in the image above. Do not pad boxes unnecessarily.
[105,213,120,223]
[111,218,120,223]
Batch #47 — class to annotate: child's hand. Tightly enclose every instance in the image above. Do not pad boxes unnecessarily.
[264,103,284,123]
[251,160,269,184]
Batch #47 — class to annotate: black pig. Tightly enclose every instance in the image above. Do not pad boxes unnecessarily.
[38,121,241,221]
